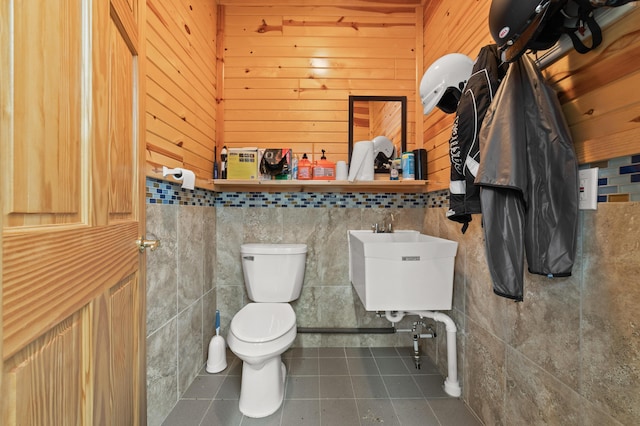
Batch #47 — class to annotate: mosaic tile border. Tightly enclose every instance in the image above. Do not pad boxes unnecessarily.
[146,178,213,206]
[581,154,640,203]
[146,178,449,208]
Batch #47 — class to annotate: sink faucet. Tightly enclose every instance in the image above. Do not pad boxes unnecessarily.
[372,213,395,233]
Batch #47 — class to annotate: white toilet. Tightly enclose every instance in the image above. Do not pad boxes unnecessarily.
[226,243,307,418]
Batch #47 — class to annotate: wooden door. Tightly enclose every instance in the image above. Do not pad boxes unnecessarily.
[1,0,147,424]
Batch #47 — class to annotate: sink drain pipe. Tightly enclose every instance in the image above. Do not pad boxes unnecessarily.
[385,310,461,397]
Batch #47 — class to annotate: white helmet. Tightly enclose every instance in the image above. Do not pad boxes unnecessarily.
[420,53,474,115]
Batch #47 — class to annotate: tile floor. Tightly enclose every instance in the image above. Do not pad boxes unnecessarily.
[161,347,483,426]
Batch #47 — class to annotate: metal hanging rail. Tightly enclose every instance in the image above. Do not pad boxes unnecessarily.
[534,3,636,69]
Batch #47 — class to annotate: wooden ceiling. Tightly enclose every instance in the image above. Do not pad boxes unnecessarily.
[217,0,423,6]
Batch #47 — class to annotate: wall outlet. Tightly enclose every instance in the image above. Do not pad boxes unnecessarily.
[578,168,599,210]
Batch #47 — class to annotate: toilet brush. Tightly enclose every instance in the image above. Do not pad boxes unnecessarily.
[206,310,227,373]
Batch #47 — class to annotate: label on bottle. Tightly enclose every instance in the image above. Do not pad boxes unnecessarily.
[390,167,399,180]
[401,152,415,180]
[298,166,311,179]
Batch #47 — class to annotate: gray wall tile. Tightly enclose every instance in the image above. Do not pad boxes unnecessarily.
[146,320,177,426]
[146,204,216,423]
[431,202,640,425]
[581,203,640,424]
[178,299,204,395]
[146,204,178,335]
[177,206,204,310]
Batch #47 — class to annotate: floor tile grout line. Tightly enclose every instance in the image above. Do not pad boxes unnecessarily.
[344,350,363,426]
[197,398,216,426]
[317,354,322,425]
[167,347,472,426]
[423,399,445,426]
[371,349,407,425]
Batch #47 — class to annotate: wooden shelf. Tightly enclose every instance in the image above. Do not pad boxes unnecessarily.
[211,179,430,193]
[146,164,437,192]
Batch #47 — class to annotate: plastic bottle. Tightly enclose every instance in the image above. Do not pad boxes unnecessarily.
[213,146,219,179]
[298,153,312,180]
[401,151,415,180]
[390,158,399,180]
[292,154,299,180]
[220,146,228,179]
[312,149,336,180]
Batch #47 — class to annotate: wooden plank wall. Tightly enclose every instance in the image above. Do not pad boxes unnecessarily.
[142,0,639,189]
[218,1,420,165]
[371,100,403,151]
[422,0,640,190]
[543,8,640,164]
[352,101,371,143]
[421,0,493,189]
[145,0,217,183]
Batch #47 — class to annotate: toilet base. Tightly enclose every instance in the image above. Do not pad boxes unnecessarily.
[238,356,286,418]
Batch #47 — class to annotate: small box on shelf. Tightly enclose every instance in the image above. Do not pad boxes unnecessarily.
[227,148,259,180]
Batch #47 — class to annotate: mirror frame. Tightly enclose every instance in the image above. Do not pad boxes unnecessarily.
[348,95,407,164]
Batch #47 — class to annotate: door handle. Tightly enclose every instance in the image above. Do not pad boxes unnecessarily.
[137,235,161,252]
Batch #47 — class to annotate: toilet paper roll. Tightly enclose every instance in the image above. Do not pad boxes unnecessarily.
[163,166,196,190]
[174,168,196,190]
[348,141,374,182]
[336,161,348,180]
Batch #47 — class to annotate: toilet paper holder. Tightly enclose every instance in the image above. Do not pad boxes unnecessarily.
[162,166,196,190]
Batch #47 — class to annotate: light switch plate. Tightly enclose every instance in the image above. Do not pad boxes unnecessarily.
[578,168,598,210]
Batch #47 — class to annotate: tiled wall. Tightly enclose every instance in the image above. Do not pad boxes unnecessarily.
[145,173,640,426]
[145,203,216,426]
[589,153,640,203]
[422,204,640,425]
[214,205,430,351]
[144,177,440,425]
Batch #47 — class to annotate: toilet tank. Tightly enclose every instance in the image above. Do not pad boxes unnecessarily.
[240,243,307,302]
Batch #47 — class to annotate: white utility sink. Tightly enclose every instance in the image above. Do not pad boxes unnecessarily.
[348,230,458,311]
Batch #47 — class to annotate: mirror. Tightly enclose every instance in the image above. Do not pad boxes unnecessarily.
[348,95,407,172]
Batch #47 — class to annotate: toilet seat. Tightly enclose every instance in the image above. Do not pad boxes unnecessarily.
[230,303,296,343]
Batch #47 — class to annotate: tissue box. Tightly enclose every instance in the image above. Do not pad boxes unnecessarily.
[260,148,292,180]
[227,148,259,180]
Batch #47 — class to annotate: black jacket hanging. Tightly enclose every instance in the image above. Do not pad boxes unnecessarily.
[475,54,579,301]
[447,44,509,233]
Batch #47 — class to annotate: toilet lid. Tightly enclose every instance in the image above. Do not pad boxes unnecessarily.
[240,243,307,255]
[231,303,296,343]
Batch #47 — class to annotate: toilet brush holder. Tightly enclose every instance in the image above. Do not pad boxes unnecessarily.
[206,310,227,373]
